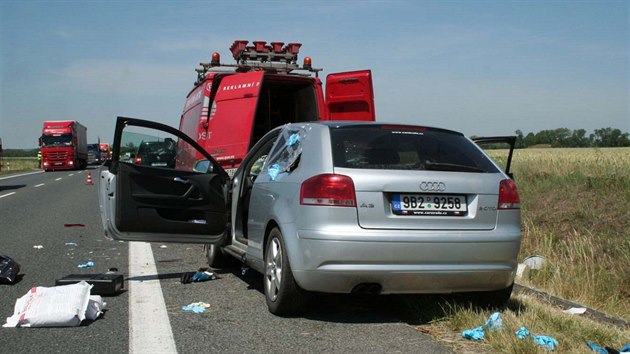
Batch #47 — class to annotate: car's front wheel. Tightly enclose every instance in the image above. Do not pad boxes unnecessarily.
[264,227,307,315]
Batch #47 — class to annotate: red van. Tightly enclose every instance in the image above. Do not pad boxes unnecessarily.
[178,40,376,176]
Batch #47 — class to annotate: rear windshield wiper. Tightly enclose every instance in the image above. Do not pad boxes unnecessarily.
[424,161,485,173]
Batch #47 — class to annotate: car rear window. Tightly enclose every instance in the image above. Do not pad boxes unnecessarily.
[330,125,499,173]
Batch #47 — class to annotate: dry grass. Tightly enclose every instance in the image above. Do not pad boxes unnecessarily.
[507,147,630,319]
[406,147,630,353]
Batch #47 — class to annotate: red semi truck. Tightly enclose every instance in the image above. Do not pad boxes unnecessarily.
[39,120,88,171]
[99,143,111,160]
[178,40,376,175]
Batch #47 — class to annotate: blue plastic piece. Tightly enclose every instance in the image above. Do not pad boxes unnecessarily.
[182,305,206,313]
[462,326,485,340]
[515,326,530,339]
[191,271,215,282]
[268,163,281,181]
[533,335,559,351]
[586,342,608,354]
[78,261,94,268]
[287,133,299,146]
[485,312,504,331]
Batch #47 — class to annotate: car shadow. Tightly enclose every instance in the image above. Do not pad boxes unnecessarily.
[220,265,524,325]
[0,184,26,191]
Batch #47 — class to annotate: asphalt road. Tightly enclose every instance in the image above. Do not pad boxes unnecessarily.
[0,168,450,353]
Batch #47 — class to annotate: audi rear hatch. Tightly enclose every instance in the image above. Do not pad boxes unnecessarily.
[330,124,505,231]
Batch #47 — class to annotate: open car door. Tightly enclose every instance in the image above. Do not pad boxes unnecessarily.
[325,70,375,121]
[473,136,516,179]
[99,117,229,244]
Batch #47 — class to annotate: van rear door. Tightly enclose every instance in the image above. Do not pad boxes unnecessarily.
[325,70,375,121]
[208,71,265,166]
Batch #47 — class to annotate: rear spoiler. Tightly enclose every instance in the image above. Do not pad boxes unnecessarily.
[473,136,516,179]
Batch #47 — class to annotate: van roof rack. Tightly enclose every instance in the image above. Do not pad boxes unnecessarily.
[196,40,322,81]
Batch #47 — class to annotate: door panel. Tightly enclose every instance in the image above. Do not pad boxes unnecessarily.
[473,136,516,178]
[325,70,375,121]
[99,116,229,244]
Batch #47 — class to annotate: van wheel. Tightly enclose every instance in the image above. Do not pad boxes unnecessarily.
[206,243,237,268]
[264,227,306,315]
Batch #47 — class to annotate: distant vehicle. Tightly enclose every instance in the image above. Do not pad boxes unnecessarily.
[178,40,376,176]
[134,139,176,168]
[39,121,87,171]
[99,143,111,161]
[87,144,102,165]
[100,117,521,315]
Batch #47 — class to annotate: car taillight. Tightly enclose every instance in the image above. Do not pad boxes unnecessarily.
[498,179,520,209]
[300,174,356,207]
[134,157,142,164]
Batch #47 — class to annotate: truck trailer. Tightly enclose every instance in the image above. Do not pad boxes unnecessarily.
[39,120,88,171]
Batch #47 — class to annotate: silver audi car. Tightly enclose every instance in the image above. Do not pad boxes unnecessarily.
[100,117,521,315]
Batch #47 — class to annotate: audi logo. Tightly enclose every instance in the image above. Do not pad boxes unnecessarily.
[419,182,446,192]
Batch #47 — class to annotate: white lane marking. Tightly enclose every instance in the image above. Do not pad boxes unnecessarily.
[55,178,62,181]
[68,173,74,176]
[0,171,44,180]
[0,192,16,199]
[35,183,45,187]
[129,242,177,354]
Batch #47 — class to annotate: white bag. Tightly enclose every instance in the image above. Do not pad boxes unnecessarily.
[85,295,106,321]
[3,281,92,328]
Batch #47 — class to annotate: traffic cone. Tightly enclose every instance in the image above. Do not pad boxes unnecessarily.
[85,171,93,185]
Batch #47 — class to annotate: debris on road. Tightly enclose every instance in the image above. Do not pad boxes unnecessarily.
[64,224,85,228]
[0,255,21,284]
[463,314,559,351]
[65,242,78,246]
[181,269,217,284]
[3,281,94,327]
[182,302,210,313]
[462,312,504,340]
[522,255,546,270]
[563,307,587,315]
[159,245,168,249]
[78,261,95,268]
[33,245,43,249]
[86,295,106,321]
[586,341,630,354]
[56,273,124,296]
[241,266,249,276]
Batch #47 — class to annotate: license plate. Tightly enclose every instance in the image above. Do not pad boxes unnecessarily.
[392,194,467,216]
[151,162,167,167]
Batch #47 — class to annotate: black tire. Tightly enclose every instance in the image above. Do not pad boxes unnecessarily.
[264,227,307,315]
[471,284,514,308]
[206,243,237,269]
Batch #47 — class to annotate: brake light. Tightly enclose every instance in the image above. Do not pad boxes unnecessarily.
[300,174,356,207]
[498,179,520,209]
[134,157,142,164]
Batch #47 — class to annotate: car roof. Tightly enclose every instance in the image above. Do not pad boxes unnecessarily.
[282,121,463,136]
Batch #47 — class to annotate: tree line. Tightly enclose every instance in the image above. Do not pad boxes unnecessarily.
[515,127,630,148]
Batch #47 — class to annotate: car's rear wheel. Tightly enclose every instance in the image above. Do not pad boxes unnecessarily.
[264,227,306,315]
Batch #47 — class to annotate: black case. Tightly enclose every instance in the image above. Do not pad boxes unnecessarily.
[55,274,124,296]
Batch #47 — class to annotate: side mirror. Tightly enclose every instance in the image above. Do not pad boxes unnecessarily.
[38,138,42,146]
[193,160,213,173]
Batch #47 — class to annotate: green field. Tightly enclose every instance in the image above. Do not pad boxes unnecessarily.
[0,157,40,174]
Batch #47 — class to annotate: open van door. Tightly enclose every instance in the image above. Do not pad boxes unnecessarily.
[473,136,516,179]
[99,117,229,244]
[325,70,375,121]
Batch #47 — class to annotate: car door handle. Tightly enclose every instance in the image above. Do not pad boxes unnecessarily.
[174,177,189,184]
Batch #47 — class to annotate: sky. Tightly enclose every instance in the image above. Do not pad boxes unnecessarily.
[1,0,628,149]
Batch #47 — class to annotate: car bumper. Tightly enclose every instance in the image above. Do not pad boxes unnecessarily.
[289,228,521,294]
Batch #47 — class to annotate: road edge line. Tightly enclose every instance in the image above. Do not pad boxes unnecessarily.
[129,242,177,354]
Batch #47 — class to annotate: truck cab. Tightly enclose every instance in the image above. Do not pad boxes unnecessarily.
[179,40,376,176]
